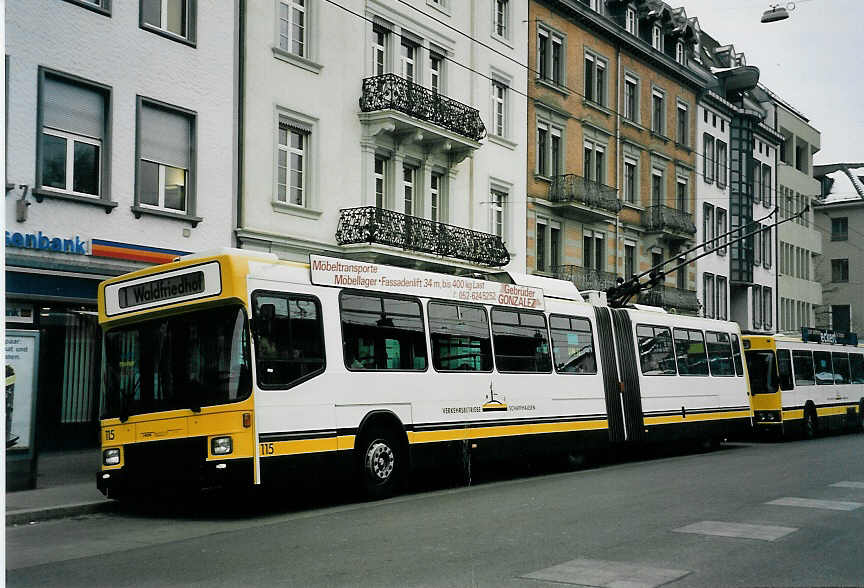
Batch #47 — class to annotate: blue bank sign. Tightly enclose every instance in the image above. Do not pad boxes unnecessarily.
[5,231,88,255]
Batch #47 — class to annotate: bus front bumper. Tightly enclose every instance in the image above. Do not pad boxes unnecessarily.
[97,458,254,498]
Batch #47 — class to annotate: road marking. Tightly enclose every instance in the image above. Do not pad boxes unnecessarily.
[673,520,797,541]
[831,481,864,489]
[522,557,690,587]
[766,497,863,511]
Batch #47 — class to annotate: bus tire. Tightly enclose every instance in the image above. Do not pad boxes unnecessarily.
[803,406,817,440]
[357,427,403,499]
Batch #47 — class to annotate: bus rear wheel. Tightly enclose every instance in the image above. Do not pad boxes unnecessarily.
[357,428,403,499]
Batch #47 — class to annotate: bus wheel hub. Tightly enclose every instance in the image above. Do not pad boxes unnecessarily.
[366,441,394,481]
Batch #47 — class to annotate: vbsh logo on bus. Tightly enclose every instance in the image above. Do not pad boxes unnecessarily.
[310,255,545,311]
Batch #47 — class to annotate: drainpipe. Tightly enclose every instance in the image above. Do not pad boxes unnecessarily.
[614,43,622,277]
[468,0,476,236]
[235,0,246,248]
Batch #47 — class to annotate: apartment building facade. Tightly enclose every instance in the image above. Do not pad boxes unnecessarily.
[813,163,864,334]
[237,0,528,274]
[528,0,703,314]
[758,95,823,334]
[5,0,238,449]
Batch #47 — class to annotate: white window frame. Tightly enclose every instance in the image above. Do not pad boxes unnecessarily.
[490,186,507,241]
[537,24,565,87]
[703,133,715,183]
[703,273,715,318]
[372,27,388,76]
[374,155,387,209]
[624,240,636,279]
[651,88,665,136]
[536,216,548,272]
[584,51,608,107]
[430,52,443,93]
[584,141,606,185]
[493,0,509,41]
[430,172,444,222]
[652,24,662,51]
[623,74,639,122]
[717,276,728,320]
[40,127,102,198]
[676,42,685,65]
[279,0,306,57]
[676,100,689,147]
[492,80,507,138]
[625,7,637,34]
[276,125,308,207]
[651,168,665,206]
[142,0,192,40]
[676,177,689,212]
[402,164,415,215]
[703,203,714,252]
[589,0,604,15]
[716,139,727,188]
[400,40,416,83]
[623,157,638,204]
[139,159,188,212]
[716,208,727,256]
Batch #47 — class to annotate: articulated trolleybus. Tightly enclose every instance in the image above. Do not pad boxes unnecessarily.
[744,331,864,438]
[97,250,751,498]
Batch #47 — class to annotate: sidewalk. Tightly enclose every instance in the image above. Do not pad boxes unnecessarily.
[6,449,117,526]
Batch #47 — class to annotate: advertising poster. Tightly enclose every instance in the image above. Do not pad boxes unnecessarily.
[5,330,40,451]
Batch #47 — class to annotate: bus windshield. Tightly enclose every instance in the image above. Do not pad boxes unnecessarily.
[745,350,778,395]
[103,305,251,420]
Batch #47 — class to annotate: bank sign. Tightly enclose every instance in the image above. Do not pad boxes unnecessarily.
[5,231,87,255]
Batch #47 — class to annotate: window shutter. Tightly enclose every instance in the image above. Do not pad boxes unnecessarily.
[279,118,312,135]
[140,103,192,169]
[43,76,104,139]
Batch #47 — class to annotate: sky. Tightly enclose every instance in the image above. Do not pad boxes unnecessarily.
[680,0,864,165]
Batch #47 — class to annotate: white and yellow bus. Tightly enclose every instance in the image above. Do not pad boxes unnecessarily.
[744,333,864,438]
[97,250,752,498]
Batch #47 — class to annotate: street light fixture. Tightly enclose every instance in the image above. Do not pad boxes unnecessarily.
[761,4,791,23]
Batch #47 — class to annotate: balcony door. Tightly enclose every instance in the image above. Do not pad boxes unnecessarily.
[400,41,416,83]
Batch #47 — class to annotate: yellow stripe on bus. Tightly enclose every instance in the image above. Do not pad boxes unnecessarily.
[643,410,752,426]
[783,405,858,421]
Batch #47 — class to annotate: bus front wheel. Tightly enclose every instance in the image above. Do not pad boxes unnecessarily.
[357,428,403,499]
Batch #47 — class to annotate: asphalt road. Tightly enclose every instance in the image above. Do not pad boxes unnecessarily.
[7,433,864,587]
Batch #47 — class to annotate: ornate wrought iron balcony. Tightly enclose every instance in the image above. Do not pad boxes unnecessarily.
[549,174,622,214]
[552,265,619,291]
[638,285,701,313]
[642,205,697,235]
[336,206,510,267]
[359,74,486,142]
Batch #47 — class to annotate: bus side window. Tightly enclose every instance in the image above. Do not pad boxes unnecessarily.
[777,349,794,391]
[637,325,677,375]
[850,353,864,384]
[832,353,851,384]
[814,350,834,385]
[252,293,325,389]
[549,315,596,374]
[673,328,709,376]
[428,302,492,372]
[792,350,815,386]
[706,331,734,376]
[730,334,744,376]
[341,292,427,371]
[490,308,552,373]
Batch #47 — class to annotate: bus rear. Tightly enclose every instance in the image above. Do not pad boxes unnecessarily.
[743,335,783,434]
[97,253,259,498]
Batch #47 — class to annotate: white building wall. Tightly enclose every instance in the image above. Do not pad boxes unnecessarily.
[750,129,778,332]
[5,0,237,269]
[238,0,527,272]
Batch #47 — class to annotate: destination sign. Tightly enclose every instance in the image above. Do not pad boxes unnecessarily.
[103,261,222,317]
[309,255,544,310]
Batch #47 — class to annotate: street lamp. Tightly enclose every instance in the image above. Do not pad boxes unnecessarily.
[761,4,791,22]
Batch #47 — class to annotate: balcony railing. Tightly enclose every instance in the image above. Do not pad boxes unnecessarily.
[335,206,510,267]
[638,285,701,313]
[548,174,622,214]
[359,74,486,142]
[642,205,697,235]
[552,265,619,291]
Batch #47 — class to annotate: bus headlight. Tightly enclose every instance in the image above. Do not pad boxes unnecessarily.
[211,436,233,455]
[103,448,121,466]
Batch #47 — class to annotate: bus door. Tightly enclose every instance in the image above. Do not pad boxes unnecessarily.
[593,307,645,442]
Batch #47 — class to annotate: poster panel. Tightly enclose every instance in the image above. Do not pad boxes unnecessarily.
[5,330,40,451]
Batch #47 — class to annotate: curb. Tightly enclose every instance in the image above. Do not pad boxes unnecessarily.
[6,500,119,526]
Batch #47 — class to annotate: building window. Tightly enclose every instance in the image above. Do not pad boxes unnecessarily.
[651,169,664,206]
[490,188,506,239]
[716,140,727,188]
[430,52,443,93]
[584,52,607,106]
[372,27,388,76]
[430,172,443,222]
[763,226,771,269]
[402,164,415,215]
[589,0,604,13]
[676,178,688,212]
[137,98,195,215]
[537,121,563,177]
[624,159,637,204]
[651,24,662,51]
[677,260,686,290]
[494,0,509,39]
[37,72,109,201]
[625,7,637,34]
[64,0,111,14]
[762,164,772,207]
[753,285,762,329]
[584,142,606,184]
[703,133,715,183]
[374,156,386,208]
[624,242,636,279]
[536,218,547,272]
[754,225,762,266]
[537,26,564,85]
[652,89,665,135]
[832,305,851,333]
[278,0,306,56]
[716,208,727,255]
[703,273,715,318]
[400,40,416,83]
[652,249,663,273]
[677,102,688,146]
[703,203,714,252]
[537,123,547,176]
[763,287,773,330]
[492,80,507,137]
[550,224,561,268]
[276,121,311,206]
[717,276,728,320]
[141,0,195,43]
[583,230,605,271]
[831,217,848,241]
[832,259,849,283]
[675,41,685,65]
[624,76,638,122]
